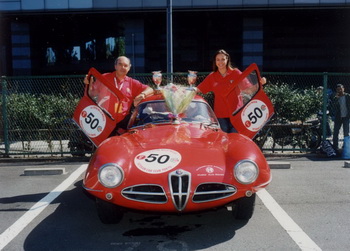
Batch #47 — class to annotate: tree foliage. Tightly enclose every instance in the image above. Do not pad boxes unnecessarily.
[1,93,79,141]
[264,82,322,122]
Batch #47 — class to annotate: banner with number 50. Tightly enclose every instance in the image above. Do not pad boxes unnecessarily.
[73,68,125,146]
[227,63,275,139]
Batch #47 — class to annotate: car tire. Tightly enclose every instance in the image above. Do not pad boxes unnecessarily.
[233,193,256,220]
[95,198,124,224]
[306,128,322,150]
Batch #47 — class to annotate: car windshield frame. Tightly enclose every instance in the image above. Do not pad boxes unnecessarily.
[128,100,219,129]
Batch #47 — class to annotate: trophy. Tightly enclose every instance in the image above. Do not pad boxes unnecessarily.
[187,70,197,90]
[152,71,162,90]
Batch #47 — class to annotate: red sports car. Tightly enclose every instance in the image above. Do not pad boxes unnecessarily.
[73,64,274,224]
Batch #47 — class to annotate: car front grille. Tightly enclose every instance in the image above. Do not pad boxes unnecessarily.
[169,169,191,211]
[193,183,236,202]
[122,184,167,203]
[122,172,236,210]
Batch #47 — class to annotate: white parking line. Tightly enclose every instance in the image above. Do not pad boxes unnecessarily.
[0,164,87,250]
[257,189,322,251]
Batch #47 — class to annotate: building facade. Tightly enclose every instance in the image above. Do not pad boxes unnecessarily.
[0,0,349,75]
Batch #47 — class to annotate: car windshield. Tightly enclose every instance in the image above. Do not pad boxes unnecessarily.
[129,100,219,128]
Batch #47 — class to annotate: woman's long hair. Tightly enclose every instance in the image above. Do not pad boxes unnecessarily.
[212,49,234,72]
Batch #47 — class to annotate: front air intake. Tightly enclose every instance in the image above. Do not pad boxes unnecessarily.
[193,183,237,202]
[122,184,167,203]
[169,169,191,211]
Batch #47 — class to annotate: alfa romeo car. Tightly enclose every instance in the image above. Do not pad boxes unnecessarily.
[73,64,274,224]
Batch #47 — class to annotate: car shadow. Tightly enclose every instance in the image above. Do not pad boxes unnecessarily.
[22,180,248,250]
[0,193,50,212]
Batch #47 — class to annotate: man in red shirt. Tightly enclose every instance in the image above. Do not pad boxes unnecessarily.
[85,56,153,131]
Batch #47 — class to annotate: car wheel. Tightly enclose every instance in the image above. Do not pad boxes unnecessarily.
[233,193,256,220]
[95,198,124,224]
[306,128,322,150]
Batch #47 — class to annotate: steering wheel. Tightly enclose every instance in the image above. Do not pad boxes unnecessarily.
[139,114,158,125]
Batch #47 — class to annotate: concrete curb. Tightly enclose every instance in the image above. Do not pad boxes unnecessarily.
[268,161,291,169]
[23,167,67,176]
[0,156,90,163]
[343,161,350,168]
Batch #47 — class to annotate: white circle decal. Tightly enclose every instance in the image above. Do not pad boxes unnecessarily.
[241,100,269,132]
[134,149,182,174]
[79,105,106,138]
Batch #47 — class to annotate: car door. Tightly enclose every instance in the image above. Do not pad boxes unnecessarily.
[72,68,126,146]
[227,63,274,139]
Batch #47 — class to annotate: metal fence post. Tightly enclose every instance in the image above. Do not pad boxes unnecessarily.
[1,76,9,157]
[322,72,328,141]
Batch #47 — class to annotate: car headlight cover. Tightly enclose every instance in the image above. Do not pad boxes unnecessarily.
[98,163,124,188]
[234,160,258,184]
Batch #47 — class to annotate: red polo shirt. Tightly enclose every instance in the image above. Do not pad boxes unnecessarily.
[89,72,148,121]
[197,68,247,118]
[102,72,148,101]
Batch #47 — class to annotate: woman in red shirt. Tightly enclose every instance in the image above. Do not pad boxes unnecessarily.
[196,49,242,132]
[196,49,263,133]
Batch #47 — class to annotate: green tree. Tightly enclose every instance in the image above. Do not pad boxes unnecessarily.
[264,83,322,122]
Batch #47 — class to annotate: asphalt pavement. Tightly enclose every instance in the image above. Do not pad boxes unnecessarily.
[1,153,350,250]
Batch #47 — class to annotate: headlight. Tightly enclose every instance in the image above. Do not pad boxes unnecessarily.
[98,163,124,188]
[234,160,258,184]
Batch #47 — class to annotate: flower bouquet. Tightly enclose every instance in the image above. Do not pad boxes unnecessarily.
[162,83,196,124]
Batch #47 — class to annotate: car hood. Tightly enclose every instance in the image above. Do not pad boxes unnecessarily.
[127,124,225,149]
[95,123,230,176]
[95,123,262,178]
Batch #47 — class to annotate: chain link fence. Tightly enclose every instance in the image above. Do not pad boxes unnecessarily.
[258,72,350,153]
[0,75,85,157]
[1,71,350,157]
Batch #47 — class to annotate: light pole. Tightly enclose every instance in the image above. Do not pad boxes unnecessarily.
[167,0,173,81]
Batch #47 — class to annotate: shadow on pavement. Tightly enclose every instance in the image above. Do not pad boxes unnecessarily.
[22,180,248,250]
